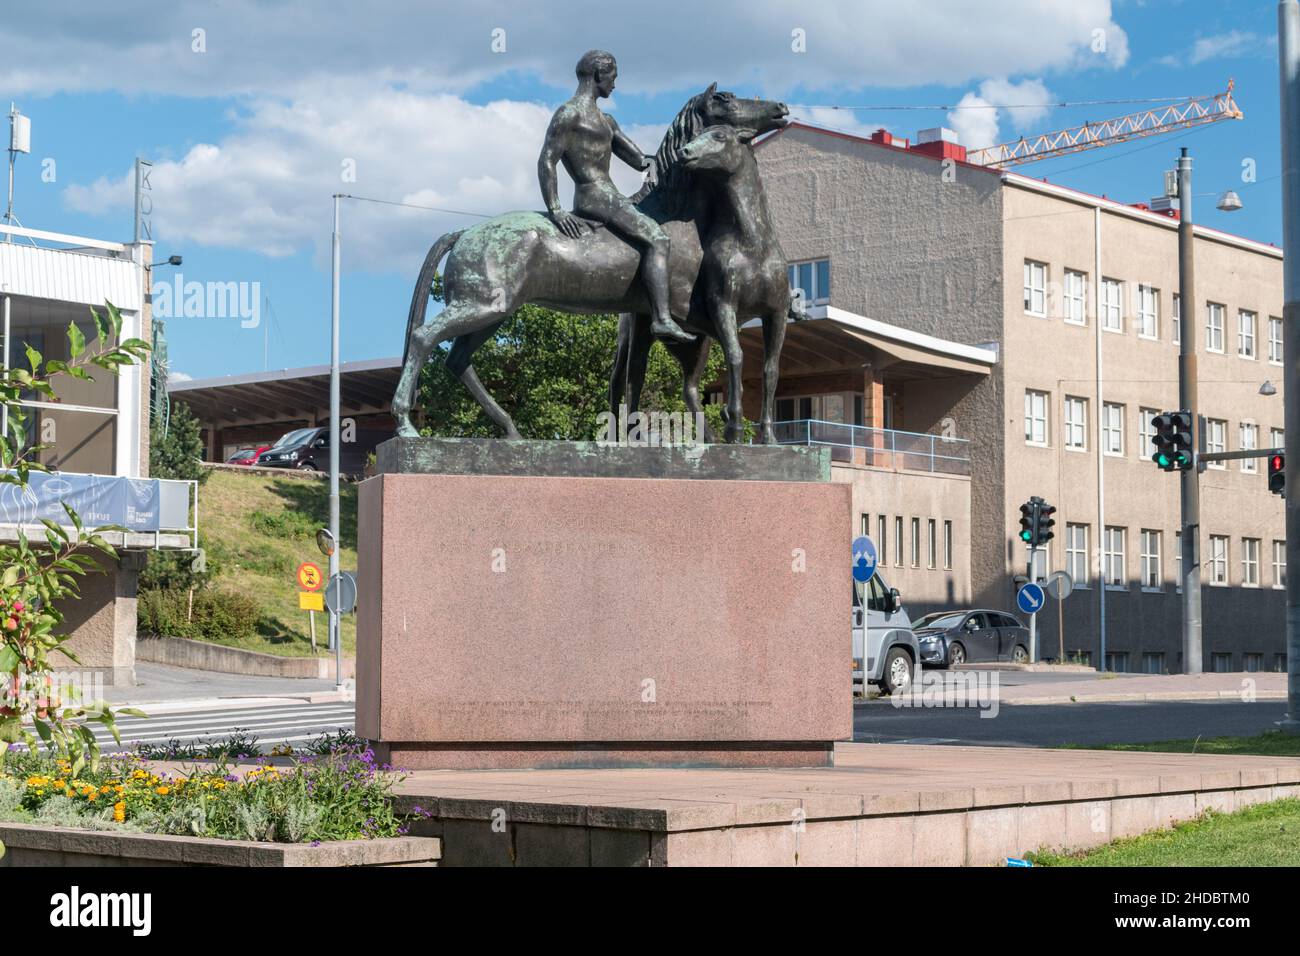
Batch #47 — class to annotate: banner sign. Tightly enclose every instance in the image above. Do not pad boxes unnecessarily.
[0,471,167,532]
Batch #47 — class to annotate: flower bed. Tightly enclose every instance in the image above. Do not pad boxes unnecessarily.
[0,744,422,845]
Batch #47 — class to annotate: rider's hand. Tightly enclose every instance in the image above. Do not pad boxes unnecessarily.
[550,210,590,239]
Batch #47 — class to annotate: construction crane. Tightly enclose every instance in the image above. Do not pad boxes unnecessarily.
[965,81,1242,168]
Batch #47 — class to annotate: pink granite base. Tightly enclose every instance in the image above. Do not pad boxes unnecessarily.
[357,471,850,769]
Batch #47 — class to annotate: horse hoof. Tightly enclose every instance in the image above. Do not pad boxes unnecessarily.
[651,320,696,344]
[396,420,420,438]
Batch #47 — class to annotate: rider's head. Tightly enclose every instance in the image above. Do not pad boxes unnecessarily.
[576,50,617,97]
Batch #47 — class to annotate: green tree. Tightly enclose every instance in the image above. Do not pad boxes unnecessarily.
[150,399,207,485]
[415,302,730,440]
[0,302,149,770]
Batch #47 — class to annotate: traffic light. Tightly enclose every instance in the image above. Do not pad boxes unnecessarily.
[1270,453,1286,497]
[1019,501,1036,543]
[1017,497,1056,547]
[1035,502,1056,545]
[1151,410,1194,472]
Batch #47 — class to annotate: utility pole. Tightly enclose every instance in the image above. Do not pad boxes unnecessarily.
[1279,0,1300,729]
[1177,147,1203,674]
[329,194,343,691]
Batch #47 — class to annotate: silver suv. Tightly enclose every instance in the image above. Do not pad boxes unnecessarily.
[852,573,919,695]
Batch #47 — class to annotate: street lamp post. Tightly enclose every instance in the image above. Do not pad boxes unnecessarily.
[1177,147,1202,675]
[329,194,343,691]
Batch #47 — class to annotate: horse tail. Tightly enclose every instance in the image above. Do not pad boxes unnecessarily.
[402,229,466,373]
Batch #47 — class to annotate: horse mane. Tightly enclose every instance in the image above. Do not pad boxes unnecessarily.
[632,91,707,220]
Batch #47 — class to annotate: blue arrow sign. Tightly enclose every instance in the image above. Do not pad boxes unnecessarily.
[1017,582,1045,616]
[851,535,877,583]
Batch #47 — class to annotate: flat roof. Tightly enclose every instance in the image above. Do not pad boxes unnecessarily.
[170,357,401,426]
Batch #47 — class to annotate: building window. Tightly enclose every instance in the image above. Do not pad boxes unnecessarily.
[1103,526,1126,588]
[1137,284,1158,339]
[943,520,953,570]
[1024,389,1049,445]
[1270,316,1284,364]
[1066,523,1090,589]
[1206,302,1225,353]
[893,516,903,567]
[1142,652,1165,674]
[1205,418,1227,468]
[1105,652,1129,673]
[1064,270,1087,325]
[1139,407,1159,461]
[1209,535,1229,585]
[877,515,888,563]
[1240,422,1258,473]
[1276,654,1288,673]
[1064,397,1087,450]
[1238,309,1257,359]
[1140,530,1162,590]
[1275,540,1287,589]
[788,258,830,306]
[1244,653,1264,673]
[1173,294,1181,345]
[1272,427,1285,453]
[1101,402,1124,456]
[1242,538,1261,587]
[927,519,936,569]
[1211,653,1233,673]
[910,517,920,568]
[1101,278,1123,332]
[1023,260,1048,316]
[861,513,870,537]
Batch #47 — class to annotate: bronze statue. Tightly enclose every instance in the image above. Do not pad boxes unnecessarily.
[392,62,792,443]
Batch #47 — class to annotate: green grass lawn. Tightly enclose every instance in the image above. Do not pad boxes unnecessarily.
[1029,798,1300,866]
[1034,731,1300,865]
[193,467,358,657]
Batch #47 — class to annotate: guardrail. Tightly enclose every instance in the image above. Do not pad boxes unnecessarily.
[770,419,971,476]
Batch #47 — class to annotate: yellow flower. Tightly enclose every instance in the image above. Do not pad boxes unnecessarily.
[155,786,170,796]
[113,801,125,823]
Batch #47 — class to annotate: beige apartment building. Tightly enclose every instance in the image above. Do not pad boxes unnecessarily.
[751,122,1286,672]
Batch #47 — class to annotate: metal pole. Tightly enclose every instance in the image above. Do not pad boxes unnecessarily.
[1178,147,1203,674]
[1028,545,1038,662]
[330,194,343,691]
[1278,0,1300,728]
[1094,206,1107,671]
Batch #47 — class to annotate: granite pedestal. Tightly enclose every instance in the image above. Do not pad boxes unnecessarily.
[357,438,851,769]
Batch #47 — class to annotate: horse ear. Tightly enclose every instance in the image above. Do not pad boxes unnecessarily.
[737,127,759,143]
[704,82,717,96]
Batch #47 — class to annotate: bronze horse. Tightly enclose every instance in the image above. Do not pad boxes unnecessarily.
[392,85,790,441]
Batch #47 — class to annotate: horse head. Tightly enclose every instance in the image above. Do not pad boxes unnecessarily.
[633,84,787,215]
[677,125,759,175]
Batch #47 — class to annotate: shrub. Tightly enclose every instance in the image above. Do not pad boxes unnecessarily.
[138,588,261,642]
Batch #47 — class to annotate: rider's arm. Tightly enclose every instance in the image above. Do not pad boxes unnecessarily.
[609,115,651,171]
[538,111,570,215]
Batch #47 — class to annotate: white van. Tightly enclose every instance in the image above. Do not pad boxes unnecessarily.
[852,572,919,695]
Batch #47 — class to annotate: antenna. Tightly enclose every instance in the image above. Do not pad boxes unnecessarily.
[6,104,30,242]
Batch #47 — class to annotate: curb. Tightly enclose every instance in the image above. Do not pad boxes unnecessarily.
[1004,690,1286,706]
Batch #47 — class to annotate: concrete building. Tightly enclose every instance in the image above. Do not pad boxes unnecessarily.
[753,122,1287,672]
[1,222,195,685]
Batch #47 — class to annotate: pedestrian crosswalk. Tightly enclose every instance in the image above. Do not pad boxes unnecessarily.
[83,700,357,752]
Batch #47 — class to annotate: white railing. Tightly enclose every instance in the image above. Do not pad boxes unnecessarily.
[770,419,971,476]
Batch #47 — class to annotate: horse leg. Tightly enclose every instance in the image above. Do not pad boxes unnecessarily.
[624,313,655,418]
[395,301,515,437]
[710,300,746,444]
[665,335,716,443]
[758,307,787,445]
[446,324,521,439]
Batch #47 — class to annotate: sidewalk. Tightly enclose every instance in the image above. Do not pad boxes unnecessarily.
[957,671,1284,706]
[100,662,352,711]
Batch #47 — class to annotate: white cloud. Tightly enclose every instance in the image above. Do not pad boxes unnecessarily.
[64,87,664,274]
[946,78,1055,149]
[0,1,1128,98]
[167,371,192,384]
[1190,31,1264,65]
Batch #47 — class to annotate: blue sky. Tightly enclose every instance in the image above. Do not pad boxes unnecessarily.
[0,1,1284,381]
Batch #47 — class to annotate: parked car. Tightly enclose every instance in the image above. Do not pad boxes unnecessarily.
[911,609,1031,667]
[257,426,391,476]
[226,445,270,466]
[852,572,918,695]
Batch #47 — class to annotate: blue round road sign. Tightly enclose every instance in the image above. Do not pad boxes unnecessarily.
[851,535,878,583]
[1017,582,1045,616]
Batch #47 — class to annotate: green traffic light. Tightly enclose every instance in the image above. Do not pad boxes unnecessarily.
[1019,530,1032,542]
